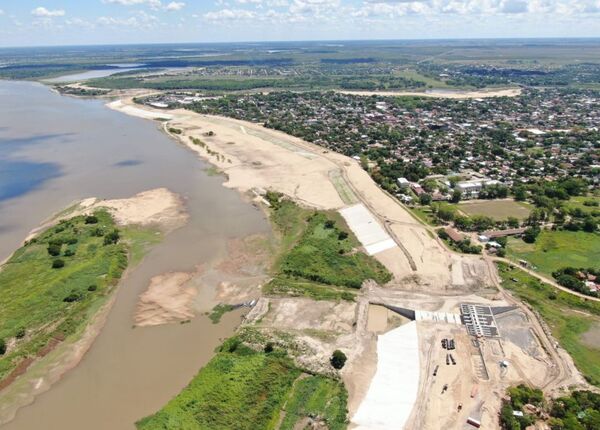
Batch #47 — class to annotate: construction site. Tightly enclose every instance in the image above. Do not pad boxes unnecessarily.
[110,96,591,430]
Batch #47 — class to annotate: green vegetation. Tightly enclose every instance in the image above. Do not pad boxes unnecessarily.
[455,200,532,221]
[136,337,348,430]
[437,229,482,254]
[208,304,235,324]
[501,384,600,430]
[0,210,141,382]
[280,376,348,430]
[330,350,347,370]
[507,230,600,277]
[497,262,600,386]
[263,193,391,300]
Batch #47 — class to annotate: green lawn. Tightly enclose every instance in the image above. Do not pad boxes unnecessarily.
[136,339,348,430]
[507,230,600,276]
[455,199,532,221]
[0,210,157,382]
[497,262,600,386]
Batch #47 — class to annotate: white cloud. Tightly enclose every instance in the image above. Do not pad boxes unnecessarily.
[97,10,159,28]
[165,1,186,11]
[203,8,258,21]
[103,0,163,9]
[31,7,66,17]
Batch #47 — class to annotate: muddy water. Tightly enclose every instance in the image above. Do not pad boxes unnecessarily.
[0,81,270,429]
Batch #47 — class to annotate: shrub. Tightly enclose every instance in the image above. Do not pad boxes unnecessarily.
[52,259,65,269]
[63,249,75,257]
[87,284,98,292]
[47,243,61,256]
[0,339,6,355]
[264,342,275,353]
[84,215,98,224]
[63,290,84,303]
[103,229,120,245]
[15,327,26,339]
[330,350,347,369]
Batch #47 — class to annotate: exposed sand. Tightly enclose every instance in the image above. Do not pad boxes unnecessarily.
[135,272,198,327]
[0,188,188,423]
[106,96,585,430]
[336,88,522,99]
[98,187,188,232]
[110,97,492,291]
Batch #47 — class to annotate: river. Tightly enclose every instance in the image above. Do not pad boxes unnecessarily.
[0,80,270,429]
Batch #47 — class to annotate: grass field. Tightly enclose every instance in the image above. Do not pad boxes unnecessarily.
[455,199,532,221]
[136,339,348,430]
[497,262,600,386]
[394,69,453,89]
[264,195,391,299]
[507,230,600,276]
[280,375,348,430]
[563,195,600,215]
[0,210,158,383]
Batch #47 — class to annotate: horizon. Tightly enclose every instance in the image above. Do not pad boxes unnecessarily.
[1,1,599,47]
[2,35,600,50]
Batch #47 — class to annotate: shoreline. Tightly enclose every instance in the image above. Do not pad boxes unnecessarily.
[0,189,186,426]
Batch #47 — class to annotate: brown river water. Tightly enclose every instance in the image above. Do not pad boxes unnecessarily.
[0,81,270,429]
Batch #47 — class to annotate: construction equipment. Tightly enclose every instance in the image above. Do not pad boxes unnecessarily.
[457,403,463,412]
[441,384,448,394]
[433,365,439,376]
[449,354,456,365]
[446,354,450,365]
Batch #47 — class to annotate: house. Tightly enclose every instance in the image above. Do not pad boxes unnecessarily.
[411,183,425,196]
[444,227,464,243]
[397,177,410,188]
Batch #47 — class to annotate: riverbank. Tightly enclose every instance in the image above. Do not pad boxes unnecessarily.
[0,188,185,426]
[335,87,522,99]
[108,97,494,293]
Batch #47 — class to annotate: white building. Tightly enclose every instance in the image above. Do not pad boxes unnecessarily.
[397,177,410,188]
[456,179,499,199]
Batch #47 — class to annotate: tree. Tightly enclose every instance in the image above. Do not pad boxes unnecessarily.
[450,190,462,203]
[437,206,455,222]
[264,342,274,353]
[0,338,6,355]
[523,227,540,244]
[507,217,520,228]
[420,193,432,205]
[513,186,527,201]
[330,350,347,369]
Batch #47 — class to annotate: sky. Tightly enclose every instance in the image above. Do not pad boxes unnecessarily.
[0,0,599,47]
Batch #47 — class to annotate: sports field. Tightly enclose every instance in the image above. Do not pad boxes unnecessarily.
[456,200,532,221]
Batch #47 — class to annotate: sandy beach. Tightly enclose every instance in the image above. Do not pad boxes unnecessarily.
[0,188,188,425]
[336,88,522,99]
